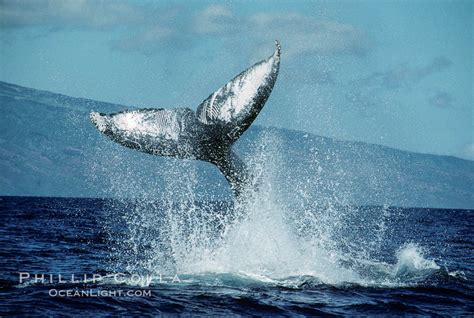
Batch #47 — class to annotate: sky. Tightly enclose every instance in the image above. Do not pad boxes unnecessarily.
[0,0,472,159]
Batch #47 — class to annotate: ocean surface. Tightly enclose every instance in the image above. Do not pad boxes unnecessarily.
[0,196,472,316]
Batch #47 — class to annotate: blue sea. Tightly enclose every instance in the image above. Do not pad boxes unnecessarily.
[0,196,472,316]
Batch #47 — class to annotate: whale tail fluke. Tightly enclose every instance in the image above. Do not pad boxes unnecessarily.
[90,41,281,198]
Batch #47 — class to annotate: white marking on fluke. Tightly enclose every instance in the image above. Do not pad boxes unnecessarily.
[90,112,108,132]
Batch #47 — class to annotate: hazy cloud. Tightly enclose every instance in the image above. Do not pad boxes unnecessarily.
[1,1,371,58]
[113,26,176,55]
[247,12,370,58]
[428,91,454,108]
[360,56,453,89]
[194,4,235,35]
[192,8,370,58]
[0,0,147,29]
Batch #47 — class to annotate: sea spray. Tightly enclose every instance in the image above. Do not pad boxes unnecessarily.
[92,129,440,287]
[394,243,440,278]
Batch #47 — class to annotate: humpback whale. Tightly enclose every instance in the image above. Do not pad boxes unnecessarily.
[90,41,281,198]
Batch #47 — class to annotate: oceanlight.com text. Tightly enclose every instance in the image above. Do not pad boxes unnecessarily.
[49,288,152,298]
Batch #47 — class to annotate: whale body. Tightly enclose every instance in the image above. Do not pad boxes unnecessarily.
[90,41,281,198]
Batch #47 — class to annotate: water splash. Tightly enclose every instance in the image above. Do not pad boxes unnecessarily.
[91,130,441,288]
[394,243,440,277]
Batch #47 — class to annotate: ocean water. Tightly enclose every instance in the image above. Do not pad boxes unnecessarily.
[1,128,473,316]
[0,196,472,316]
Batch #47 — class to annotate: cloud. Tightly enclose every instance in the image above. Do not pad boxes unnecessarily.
[0,0,147,29]
[1,1,370,58]
[428,91,454,108]
[247,13,370,58]
[192,8,370,58]
[113,26,176,55]
[194,4,235,35]
[359,57,453,89]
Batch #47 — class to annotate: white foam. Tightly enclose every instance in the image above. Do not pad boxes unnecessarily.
[394,243,440,277]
